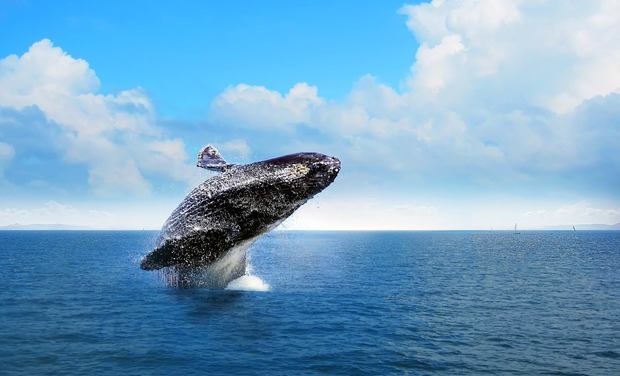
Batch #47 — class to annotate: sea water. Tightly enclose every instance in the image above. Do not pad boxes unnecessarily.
[0,230,619,375]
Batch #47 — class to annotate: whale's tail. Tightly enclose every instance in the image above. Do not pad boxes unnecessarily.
[196,145,232,172]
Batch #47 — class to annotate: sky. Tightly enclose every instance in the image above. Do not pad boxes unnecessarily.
[0,0,619,230]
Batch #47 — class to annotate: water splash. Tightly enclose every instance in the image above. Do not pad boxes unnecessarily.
[156,236,270,289]
[225,275,270,291]
[225,246,270,291]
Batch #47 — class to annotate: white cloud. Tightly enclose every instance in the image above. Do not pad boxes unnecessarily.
[400,0,521,46]
[0,39,199,194]
[209,0,620,182]
[400,0,620,113]
[410,34,466,93]
[211,82,323,130]
[203,1,620,228]
[2,3,619,229]
[219,139,251,160]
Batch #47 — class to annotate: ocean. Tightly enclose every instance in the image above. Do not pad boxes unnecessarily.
[0,230,619,375]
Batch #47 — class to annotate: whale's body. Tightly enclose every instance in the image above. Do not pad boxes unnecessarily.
[140,148,340,287]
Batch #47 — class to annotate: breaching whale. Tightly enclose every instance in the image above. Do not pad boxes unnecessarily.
[140,145,341,287]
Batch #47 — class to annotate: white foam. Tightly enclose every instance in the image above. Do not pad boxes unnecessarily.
[206,236,257,287]
[225,275,270,291]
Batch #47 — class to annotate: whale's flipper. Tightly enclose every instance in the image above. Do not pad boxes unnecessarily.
[197,145,230,172]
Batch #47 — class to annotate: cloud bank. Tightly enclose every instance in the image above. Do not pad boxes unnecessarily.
[210,0,620,190]
[0,39,198,195]
[1,1,619,228]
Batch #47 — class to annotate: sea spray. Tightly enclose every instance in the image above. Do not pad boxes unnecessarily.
[157,236,267,288]
[225,275,270,291]
[224,241,271,291]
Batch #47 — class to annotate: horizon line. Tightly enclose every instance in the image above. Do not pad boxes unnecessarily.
[0,228,618,232]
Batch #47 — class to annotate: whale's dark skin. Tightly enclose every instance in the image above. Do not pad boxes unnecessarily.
[140,148,340,285]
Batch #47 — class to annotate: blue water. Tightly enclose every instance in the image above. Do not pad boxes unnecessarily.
[1,231,619,375]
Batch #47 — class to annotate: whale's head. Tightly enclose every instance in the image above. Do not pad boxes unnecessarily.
[218,152,341,230]
[253,152,341,197]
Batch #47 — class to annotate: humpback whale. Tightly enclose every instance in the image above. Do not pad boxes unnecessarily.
[140,145,341,287]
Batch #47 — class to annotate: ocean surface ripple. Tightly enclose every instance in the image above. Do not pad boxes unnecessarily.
[1,230,619,375]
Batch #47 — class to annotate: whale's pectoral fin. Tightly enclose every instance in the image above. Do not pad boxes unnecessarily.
[197,145,231,172]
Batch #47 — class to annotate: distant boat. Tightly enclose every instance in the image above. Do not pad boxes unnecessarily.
[514,223,520,234]
[573,225,576,232]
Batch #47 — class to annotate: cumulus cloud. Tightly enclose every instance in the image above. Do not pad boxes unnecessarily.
[219,139,251,160]
[0,39,198,194]
[400,0,620,113]
[2,3,619,228]
[211,83,323,130]
[209,0,620,187]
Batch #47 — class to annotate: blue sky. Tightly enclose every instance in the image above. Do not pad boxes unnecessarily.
[1,0,414,116]
[1,0,619,229]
